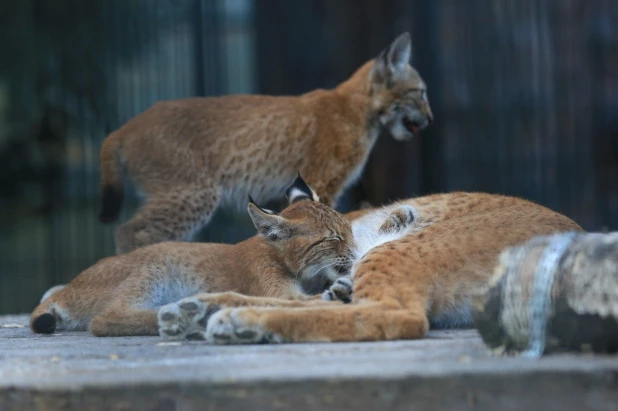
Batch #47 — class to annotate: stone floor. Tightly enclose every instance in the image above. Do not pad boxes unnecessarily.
[1,314,617,411]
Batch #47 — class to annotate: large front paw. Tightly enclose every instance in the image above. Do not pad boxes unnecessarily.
[158,297,220,340]
[379,205,416,233]
[205,309,284,345]
[322,277,353,303]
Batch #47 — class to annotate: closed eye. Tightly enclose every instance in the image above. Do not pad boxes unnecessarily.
[305,238,327,253]
[330,235,344,242]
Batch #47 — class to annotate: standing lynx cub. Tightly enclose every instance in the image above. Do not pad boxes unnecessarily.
[98,32,433,254]
[156,192,582,344]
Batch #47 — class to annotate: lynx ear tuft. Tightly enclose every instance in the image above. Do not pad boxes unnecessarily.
[387,32,412,72]
[371,32,412,86]
[248,195,276,215]
[286,174,320,204]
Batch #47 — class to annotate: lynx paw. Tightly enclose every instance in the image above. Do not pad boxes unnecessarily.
[158,297,220,340]
[322,277,354,303]
[379,205,416,233]
[206,309,284,345]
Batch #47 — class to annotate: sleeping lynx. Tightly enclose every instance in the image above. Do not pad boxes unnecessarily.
[30,177,354,336]
[156,192,582,343]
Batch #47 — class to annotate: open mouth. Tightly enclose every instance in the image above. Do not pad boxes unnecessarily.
[403,118,420,135]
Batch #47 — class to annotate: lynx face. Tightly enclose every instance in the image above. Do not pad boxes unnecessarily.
[370,32,433,141]
[282,201,355,283]
[248,176,355,285]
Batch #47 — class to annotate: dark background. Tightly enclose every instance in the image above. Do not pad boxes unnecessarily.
[1,0,617,314]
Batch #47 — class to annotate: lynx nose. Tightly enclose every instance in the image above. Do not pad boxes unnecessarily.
[334,262,352,276]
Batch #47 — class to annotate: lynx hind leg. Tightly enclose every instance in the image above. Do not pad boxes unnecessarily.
[379,204,417,233]
[90,305,160,337]
[115,185,221,254]
[322,277,354,303]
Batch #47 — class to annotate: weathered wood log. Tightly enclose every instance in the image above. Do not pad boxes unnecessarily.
[473,232,618,356]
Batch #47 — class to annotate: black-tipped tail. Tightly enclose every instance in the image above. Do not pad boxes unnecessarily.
[32,313,57,334]
[98,185,124,223]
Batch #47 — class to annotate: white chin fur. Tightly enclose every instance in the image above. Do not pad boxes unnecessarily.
[389,121,414,141]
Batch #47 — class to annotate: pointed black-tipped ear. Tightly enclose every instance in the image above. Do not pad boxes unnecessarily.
[248,195,276,215]
[247,196,289,240]
[371,32,412,86]
[285,174,320,205]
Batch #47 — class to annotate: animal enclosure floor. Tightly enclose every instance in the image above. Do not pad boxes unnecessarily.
[1,314,617,411]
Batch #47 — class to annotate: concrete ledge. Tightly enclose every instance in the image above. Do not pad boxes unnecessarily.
[2,315,617,410]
